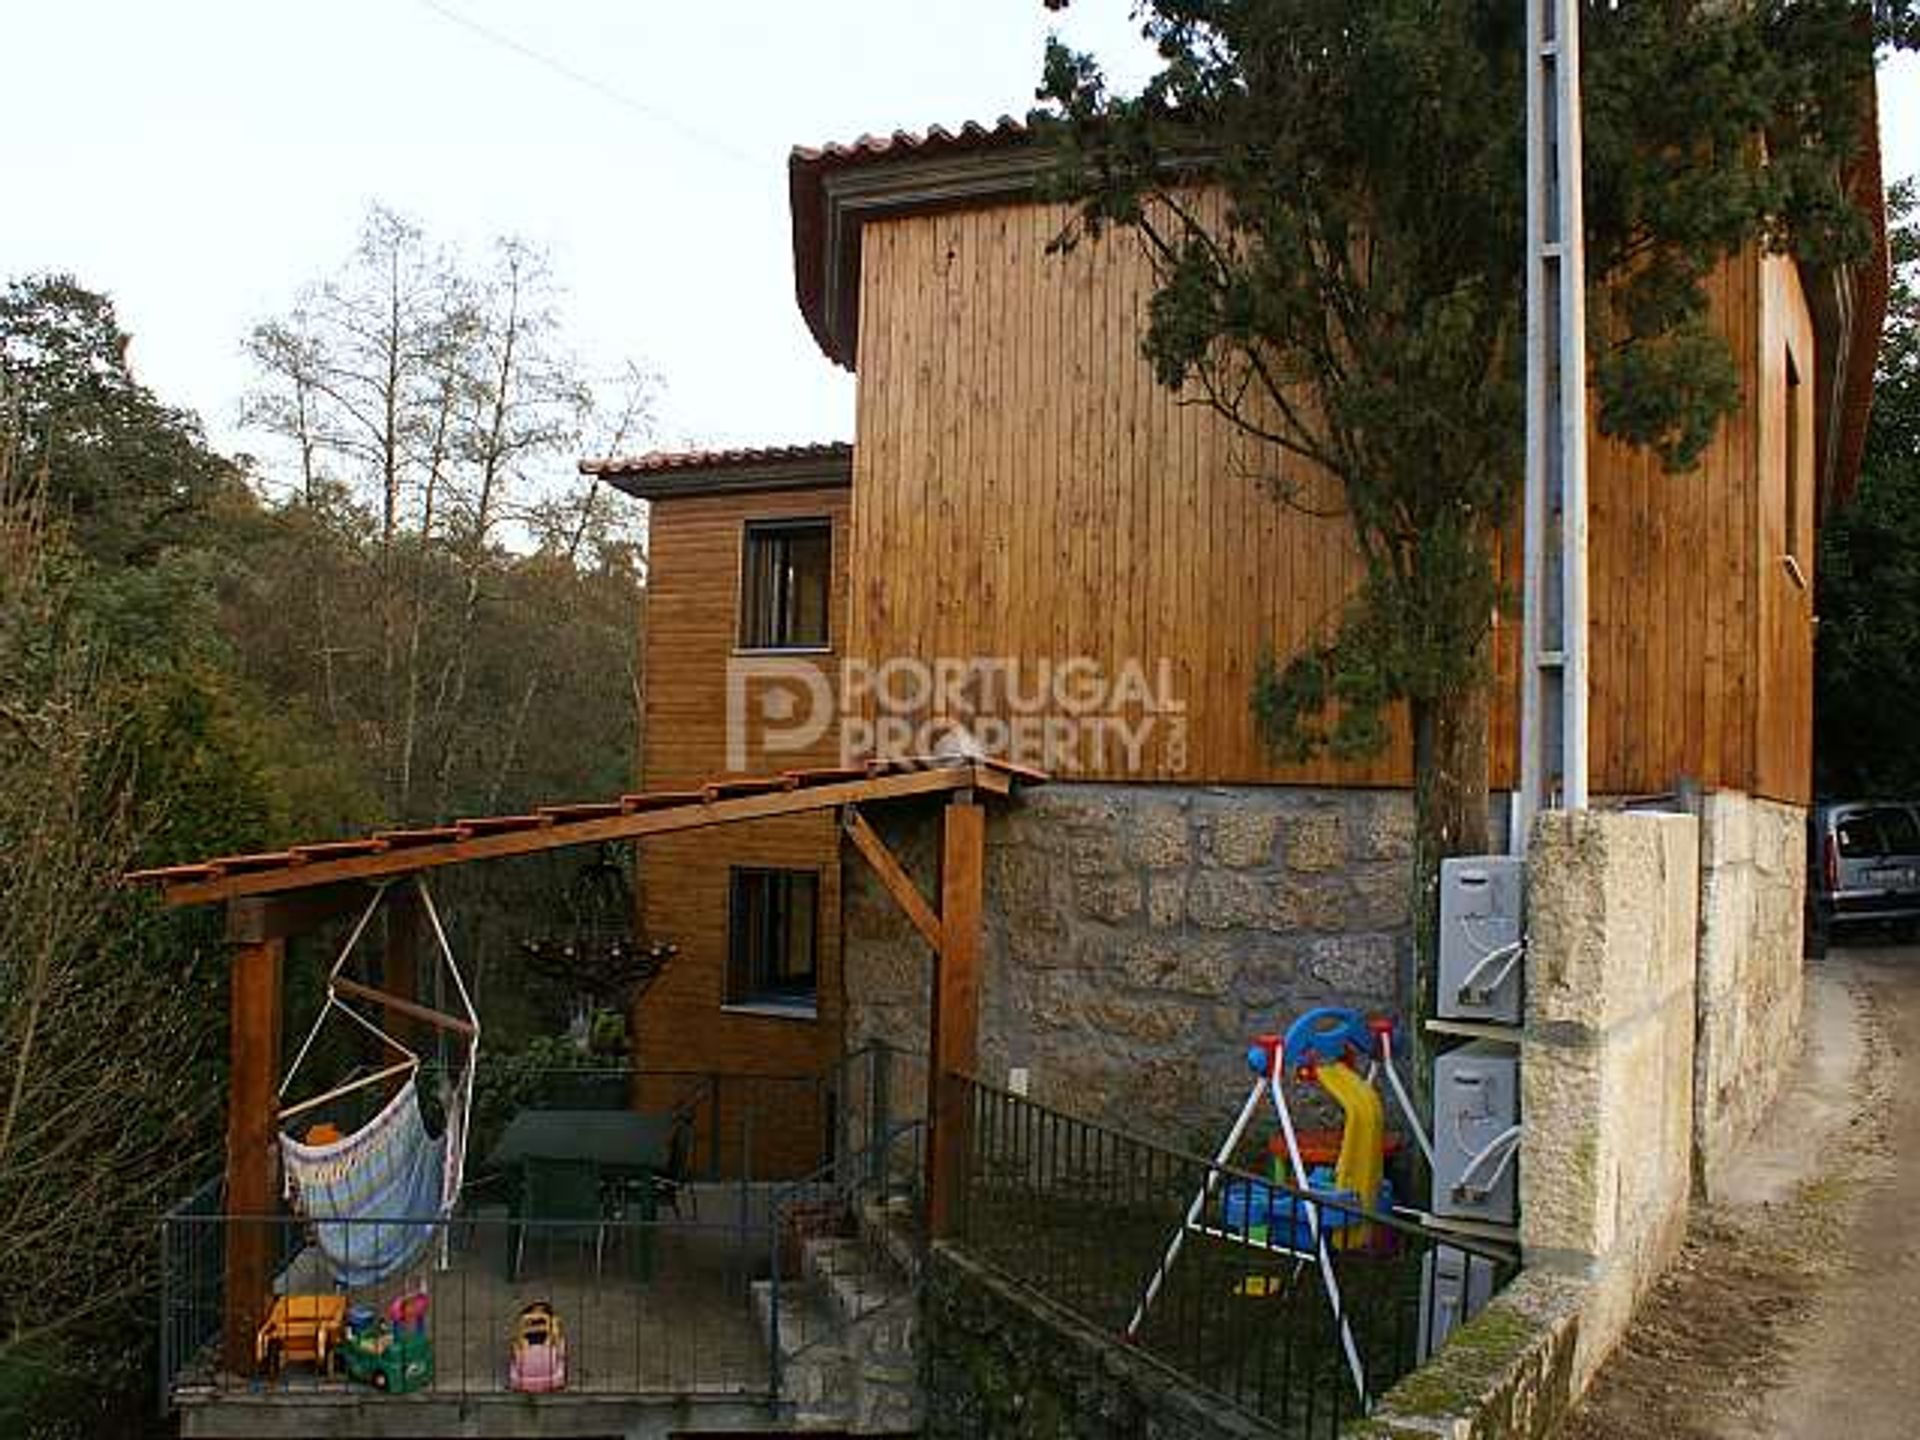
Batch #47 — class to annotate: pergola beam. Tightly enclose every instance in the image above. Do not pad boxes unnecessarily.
[153,764,993,908]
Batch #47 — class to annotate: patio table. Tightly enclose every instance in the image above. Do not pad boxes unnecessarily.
[485,1109,674,1176]
[485,1109,675,1279]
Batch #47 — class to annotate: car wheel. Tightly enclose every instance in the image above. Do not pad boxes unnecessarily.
[371,1370,388,1392]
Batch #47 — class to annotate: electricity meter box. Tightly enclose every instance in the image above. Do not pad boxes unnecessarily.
[1418,1244,1499,1361]
[1432,1042,1520,1225]
[1438,856,1525,1025]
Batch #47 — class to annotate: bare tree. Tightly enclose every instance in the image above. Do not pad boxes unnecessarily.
[0,396,218,1377]
[243,208,637,821]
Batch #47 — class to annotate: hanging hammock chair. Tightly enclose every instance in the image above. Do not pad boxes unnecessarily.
[276,875,480,1287]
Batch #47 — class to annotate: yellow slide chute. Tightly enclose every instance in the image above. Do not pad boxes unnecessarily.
[1312,1059,1385,1250]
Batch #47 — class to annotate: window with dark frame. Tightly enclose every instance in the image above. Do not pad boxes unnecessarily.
[739,519,831,650]
[1786,349,1805,574]
[726,868,819,1009]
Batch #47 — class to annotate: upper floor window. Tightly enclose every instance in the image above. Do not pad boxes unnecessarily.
[726,867,819,1011]
[739,519,831,650]
[1785,349,1807,585]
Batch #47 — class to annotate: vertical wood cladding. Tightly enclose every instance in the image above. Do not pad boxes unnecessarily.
[849,200,1817,803]
[633,486,853,1172]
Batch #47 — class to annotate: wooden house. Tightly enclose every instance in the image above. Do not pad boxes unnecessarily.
[588,445,856,1174]
[590,114,1887,1150]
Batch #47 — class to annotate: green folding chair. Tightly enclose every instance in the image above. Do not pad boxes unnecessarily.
[511,1157,608,1280]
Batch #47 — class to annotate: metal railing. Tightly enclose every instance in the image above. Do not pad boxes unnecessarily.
[159,1042,927,1414]
[766,1041,928,1395]
[947,1075,1517,1440]
[160,1206,770,1407]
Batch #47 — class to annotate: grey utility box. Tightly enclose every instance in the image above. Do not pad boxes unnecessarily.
[1432,1042,1520,1224]
[1437,855,1525,1024]
[1418,1244,1499,1361]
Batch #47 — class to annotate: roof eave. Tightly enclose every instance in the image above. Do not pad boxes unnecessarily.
[581,445,853,502]
[790,125,1052,369]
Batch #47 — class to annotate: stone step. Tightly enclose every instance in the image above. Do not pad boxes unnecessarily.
[804,1236,906,1331]
[750,1279,854,1429]
[858,1194,926,1283]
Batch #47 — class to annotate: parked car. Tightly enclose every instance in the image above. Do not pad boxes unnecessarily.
[1807,800,1920,951]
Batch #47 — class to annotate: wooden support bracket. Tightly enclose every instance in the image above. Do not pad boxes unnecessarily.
[225,886,371,944]
[843,806,943,951]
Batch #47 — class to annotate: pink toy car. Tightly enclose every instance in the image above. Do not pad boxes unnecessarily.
[508,1301,567,1393]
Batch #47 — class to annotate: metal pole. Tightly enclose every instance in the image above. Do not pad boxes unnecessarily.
[1124,1078,1266,1339]
[1516,0,1591,856]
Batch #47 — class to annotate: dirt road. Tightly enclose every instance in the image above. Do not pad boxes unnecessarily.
[1565,944,1920,1439]
[1757,945,1920,1437]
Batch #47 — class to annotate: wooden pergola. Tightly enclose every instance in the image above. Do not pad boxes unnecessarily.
[130,755,1041,1371]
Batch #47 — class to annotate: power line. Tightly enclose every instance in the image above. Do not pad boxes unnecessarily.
[413,0,761,171]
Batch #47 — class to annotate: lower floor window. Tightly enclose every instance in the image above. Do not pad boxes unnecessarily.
[727,868,819,1009]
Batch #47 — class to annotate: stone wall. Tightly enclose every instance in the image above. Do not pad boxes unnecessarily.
[842,783,1415,1149]
[922,1244,1276,1440]
[1691,790,1807,1200]
[1521,809,1699,1388]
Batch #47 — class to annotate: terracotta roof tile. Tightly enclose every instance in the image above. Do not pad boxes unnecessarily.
[788,115,1031,167]
[580,442,852,478]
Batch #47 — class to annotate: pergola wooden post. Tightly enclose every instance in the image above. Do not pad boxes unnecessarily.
[221,909,284,1378]
[930,799,984,1239]
[841,794,985,1239]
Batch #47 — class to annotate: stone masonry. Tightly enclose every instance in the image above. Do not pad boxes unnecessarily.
[843,782,1414,1151]
[1521,809,1698,1389]
[1691,790,1807,1200]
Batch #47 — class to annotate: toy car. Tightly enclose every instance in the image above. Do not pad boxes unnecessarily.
[255,1294,346,1376]
[509,1301,567,1393]
[336,1313,434,1394]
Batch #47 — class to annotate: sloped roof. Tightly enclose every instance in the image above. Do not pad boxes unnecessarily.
[790,117,1042,369]
[582,442,853,500]
[1830,90,1889,507]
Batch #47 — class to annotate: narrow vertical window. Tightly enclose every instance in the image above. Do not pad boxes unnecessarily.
[739,520,831,649]
[1785,350,1805,581]
[726,868,819,1010]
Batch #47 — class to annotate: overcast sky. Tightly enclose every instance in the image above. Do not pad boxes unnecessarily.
[3,3,1914,475]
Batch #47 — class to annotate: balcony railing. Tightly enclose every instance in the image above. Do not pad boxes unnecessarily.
[162,1206,774,1403]
[159,1044,924,1415]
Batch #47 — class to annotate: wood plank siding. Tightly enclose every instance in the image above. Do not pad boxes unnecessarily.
[633,485,853,1175]
[847,199,1820,804]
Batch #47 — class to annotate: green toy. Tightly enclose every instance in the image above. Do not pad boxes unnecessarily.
[336,1317,434,1394]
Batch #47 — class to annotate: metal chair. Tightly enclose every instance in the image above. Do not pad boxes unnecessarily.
[512,1157,608,1280]
[652,1109,697,1221]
